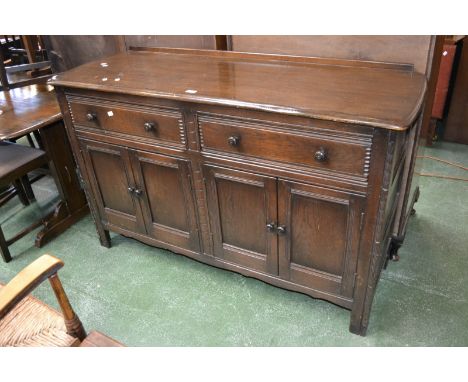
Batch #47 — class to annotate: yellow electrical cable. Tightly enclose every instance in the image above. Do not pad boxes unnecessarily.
[416,172,468,181]
[415,155,468,181]
[416,155,468,171]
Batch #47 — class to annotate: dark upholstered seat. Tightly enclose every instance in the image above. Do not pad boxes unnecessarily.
[0,141,48,262]
[0,141,47,188]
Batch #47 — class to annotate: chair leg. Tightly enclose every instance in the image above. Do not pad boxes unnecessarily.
[13,179,29,206]
[26,133,36,148]
[0,225,12,263]
[33,130,44,150]
[0,185,17,208]
[21,174,36,202]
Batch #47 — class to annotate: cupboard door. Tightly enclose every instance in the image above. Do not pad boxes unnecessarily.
[78,138,146,233]
[203,165,278,274]
[130,150,200,252]
[278,180,363,298]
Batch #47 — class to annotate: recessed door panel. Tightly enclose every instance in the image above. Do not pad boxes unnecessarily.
[90,150,135,216]
[142,162,189,232]
[131,150,200,252]
[78,138,145,233]
[216,178,267,254]
[278,180,363,297]
[290,194,348,276]
[203,165,278,274]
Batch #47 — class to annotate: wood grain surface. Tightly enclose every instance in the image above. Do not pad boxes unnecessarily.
[50,50,426,131]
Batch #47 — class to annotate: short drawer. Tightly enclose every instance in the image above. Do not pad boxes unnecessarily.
[198,116,372,178]
[68,99,185,146]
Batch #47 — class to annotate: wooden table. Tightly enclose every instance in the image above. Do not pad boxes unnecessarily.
[0,84,88,248]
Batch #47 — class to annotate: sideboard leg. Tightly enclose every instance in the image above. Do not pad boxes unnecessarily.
[349,307,369,336]
[99,229,111,248]
[349,296,370,337]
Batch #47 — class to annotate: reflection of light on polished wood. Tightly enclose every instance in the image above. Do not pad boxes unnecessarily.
[51,50,426,131]
[51,48,429,336]
[0,85,61,140]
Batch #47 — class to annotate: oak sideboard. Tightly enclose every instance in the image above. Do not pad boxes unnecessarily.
[50,48,427,335]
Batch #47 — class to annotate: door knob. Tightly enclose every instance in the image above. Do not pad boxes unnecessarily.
[228,136,240,146]
[127,187,135,194]
[276,225,287,235]
[134,189,143,197]
[266,222,276,232]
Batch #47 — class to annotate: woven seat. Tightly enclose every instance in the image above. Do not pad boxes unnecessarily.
[0,255,123,347]
[0,283,79,347]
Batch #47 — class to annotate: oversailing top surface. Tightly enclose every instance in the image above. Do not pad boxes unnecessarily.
[50,50,427,131]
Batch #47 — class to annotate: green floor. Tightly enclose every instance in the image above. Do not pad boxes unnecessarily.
[0,141,467,346]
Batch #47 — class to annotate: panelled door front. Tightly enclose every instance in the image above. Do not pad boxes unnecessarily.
[78,138,146,233]
[278,180,363,298]
[203,165,278,274]
[129,149,201,252]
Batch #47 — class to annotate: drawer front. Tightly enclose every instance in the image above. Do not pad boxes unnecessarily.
[198,116,372,178]
[68,99,186,146]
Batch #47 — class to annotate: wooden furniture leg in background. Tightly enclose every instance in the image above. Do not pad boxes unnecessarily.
[12,179,30,206]
[420,36,445,145]
[34,120,89,247]
[445,37,468,144]
[0,48,9,90]
[21,36,38,66]
[0,228,10,263]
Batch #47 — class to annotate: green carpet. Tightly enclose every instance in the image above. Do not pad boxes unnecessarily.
[0,141,467,346]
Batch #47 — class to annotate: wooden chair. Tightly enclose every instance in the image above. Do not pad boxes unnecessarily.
[1,35,51,91]
[0,141,48,262]
[0,254,123,347]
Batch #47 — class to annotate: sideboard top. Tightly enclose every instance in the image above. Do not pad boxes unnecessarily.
[50,49,427,131]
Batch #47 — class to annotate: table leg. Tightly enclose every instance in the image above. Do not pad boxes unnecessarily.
[34,120,89,247]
